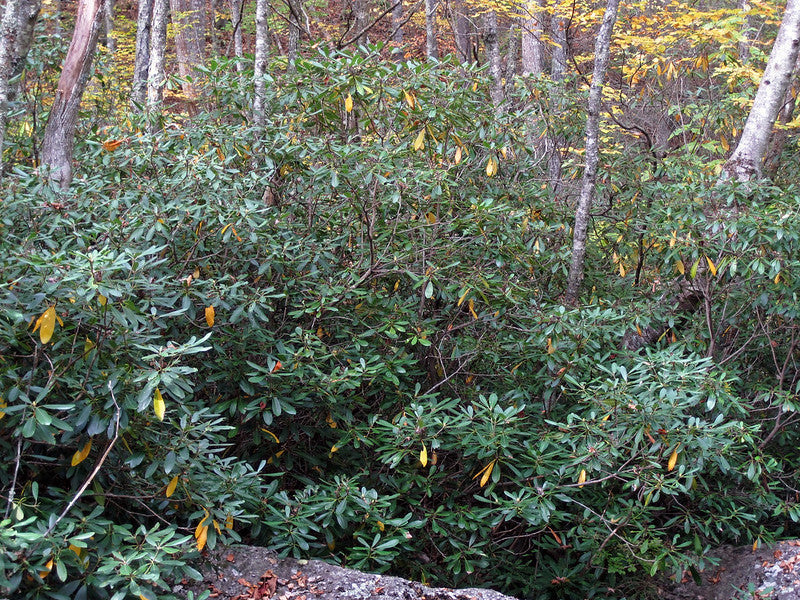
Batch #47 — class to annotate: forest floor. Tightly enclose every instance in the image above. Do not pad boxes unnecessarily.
[173,542,800,600]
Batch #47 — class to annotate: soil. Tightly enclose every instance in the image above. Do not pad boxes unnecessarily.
[174,541,800,600]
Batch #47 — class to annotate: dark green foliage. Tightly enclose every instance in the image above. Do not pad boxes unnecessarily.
[1,48,799,600]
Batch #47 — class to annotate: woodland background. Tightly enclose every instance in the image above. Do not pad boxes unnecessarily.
[1,0,800,598]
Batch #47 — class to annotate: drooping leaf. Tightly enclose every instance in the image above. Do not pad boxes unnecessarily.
[35,306,57,344]
[413,129,426,151]
[420,444,428,467]
[71,439,92,466]
[154,388,166,421]
[345,93,354,113]
[668,446,679,471]
[205,305,215,327]
[578,469,587,487]
[166,475,179,498]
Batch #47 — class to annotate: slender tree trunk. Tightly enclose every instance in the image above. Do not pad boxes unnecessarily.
[452,0,471,63]
[131,0,153,108]
[146,0,168,114]
[0,0,23,170]
[169,0,205,100]
[548,6,567,190]
[41,0,105,188]
[564,0,620,304]
[521,0,543,76]
[392,0,403,43]
[738,0,754,63]
[425,0,438,59]
[483,10,504,109]
[551,10,567,79]
[353,0,369,45]
[506,21,519,79]
[101,0,115,52]
[720,0,800,183]
[7,0,41,103]
[228,0,244,71]
[287,0,301,72]
[765,57,800,174]
[253,0,269,126]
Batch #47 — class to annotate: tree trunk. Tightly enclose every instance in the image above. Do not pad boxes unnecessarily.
[564,0,620,304]
[391,0,403,44]
[425,0,438,59]
[547,5,567,190]
[101,0,115,52]
[8,0,40,101]
[506,21,519,79]
[483,10,504,109]
[41,0,104,188]
[131,0,152,108]
[521,0,543,76]
[253,0,269,126]
[550,10,567,79]
[451,0,471,63]
[229,0,244,72]
[719,0,800,183]
[738,0,754,63]
[764,56,800,174]
[287,0,301,72]
[352,0,369,45]
[169,0,205,100]
[146,0,168,114]
[0,0,23,171]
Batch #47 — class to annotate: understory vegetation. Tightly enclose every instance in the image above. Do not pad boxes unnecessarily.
[2,45,800,600]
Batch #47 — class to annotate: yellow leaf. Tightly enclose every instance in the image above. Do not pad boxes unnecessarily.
[669,230,677,248]
[706,255,717,277]
[166,475,179,498]
[35,306,57,344]
[676,259,685,275]
[205,305,215,327]
[578,469,586,488]
[326,414,337,429]
[153,388,165,421]
[479,459,496,487]
[71,439,92,466]
[668,446,679,471]
[68,544,83,558]
[193,266,200,279]
[720,134,729,152]
[213,519,221,535]
[454,146,462,165]
[753,538,759,551]
[261,428,280,443]
[40,558,53,578]
[98,294,107,306]
[413,129,426,151]
[485,156,498,177]
[102,139,123,152]
[546,337,555,355]
[0,398,5,419]
[468,298,478,320]
[420,444,428,467]
[774,272,781,284]
[330,444,339,453]
[619,262,626,278]
[345,93,354,113]
[196,525,208,551]
[403,89,416,109]
[377,520,385,531]
[426,212,437,224]
[457,288,470,307]
[327,540,336,550]
[225,514,234,529]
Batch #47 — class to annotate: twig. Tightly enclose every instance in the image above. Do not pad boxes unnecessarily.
[44,381,121,537]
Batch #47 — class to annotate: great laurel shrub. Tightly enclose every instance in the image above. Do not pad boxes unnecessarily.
[1,48,799,600]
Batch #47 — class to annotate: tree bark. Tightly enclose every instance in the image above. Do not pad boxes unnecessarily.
[0,0,23,170]
[392,0,403,44]
[101,0,115,52]
[146,0,168,114]
[352,0,369,45]
[720,0,800,183]
[8,0,40,101]
[521,0,543,76]
[764,56,800,174]
[451,0,472,63]
[425,0,438,59]
[483,10,504,110]
[738,0,754,63]
[229,0,244,72]
[253,0,269,126]
[506,21,519,79]
[131,0,153,108]
[550,10,567,80]
[40,0,104,188]
[287,0,301,72]
[169,0,205,100]
[564,0,620,304]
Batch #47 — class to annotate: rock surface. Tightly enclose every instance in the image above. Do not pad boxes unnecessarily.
[175,545,519,600]
[662,541,800,600]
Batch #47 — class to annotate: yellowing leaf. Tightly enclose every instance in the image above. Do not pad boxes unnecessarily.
[420,444,428,467]
[668,446,679,471]
[225,514,234,529]
[468,298,478,320]
[403,89,416,109]
[774,272,781,284]
[676,259,685,275]
[97,294,107,306]
[154,388,166,421]
[261,428,280,443]
[457,288,470,307]
[546,337,555,355]
[578,469,587,488]
[166,475,179,498]
[473,459,497,487]
[196,525,208,551]
[102,139,123,151]
[454,146,462,165]
[426,212,437,224]
[720,134,729,152]
[377,520,385,531]
[330,444,339,453]
[40,558,53,578]
[619,262,626,278]
[485,156,498,177]
[413,129,426,151]
[71,439,92,466]
[0,399,5,419]
[753,538,759,551]
[345,93,354,113]
[35,306,57,344]
[706,255,717,277]
[213,519,221,535]
[205,305,215,327]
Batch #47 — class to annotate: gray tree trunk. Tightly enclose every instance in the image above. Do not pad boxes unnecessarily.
[6,0,41,104]
[353,0,369,45]
[452,0,471,63]
[146,0,168,114]
[483,10,504,109]
[548,5,567,190]
[720,0,800,183]
[521,0,543,76]
[229,0,244,72]
[425,0,438,59]
[131,0,153,108]
[0,0,23,171]
[391,0,403,44]
[41,0,105,188]
[253,0,269,126]
[169,0,205,100]
[738,0,754,63]
[564,0,620,303]
[765,56,800,173]
[287,0,301,72]
[101,0,115,52]
[550,11,567,79]
[506,22,519,79]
